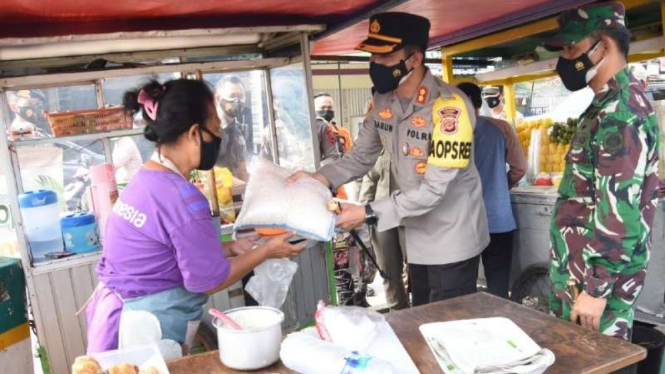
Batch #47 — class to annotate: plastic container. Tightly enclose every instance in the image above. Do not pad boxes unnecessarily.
[61,213,100,254]
[88,163,119,240]
[214,306,284,370]
[90,343,170,374]
[18,190,63,261]
[631,323,665,374]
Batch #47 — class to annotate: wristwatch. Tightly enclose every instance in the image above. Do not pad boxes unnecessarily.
[365,204,378,226]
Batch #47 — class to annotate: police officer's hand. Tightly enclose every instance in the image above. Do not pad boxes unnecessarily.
[286,171,331,187]
[570,292,608,331]
[336,203,366,232]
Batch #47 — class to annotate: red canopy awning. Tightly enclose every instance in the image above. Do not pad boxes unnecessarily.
[0,0,592,55]
[0,0,380,38]
[312,0,578,55]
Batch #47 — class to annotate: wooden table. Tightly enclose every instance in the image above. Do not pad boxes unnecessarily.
[167,293,646,374]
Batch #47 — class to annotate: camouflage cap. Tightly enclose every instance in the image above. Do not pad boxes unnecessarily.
[544,1,626,51]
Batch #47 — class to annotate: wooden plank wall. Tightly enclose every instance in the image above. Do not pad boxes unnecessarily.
[30,262,98,374]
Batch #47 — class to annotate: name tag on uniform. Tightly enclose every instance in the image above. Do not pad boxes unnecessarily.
[374,120,394,132]
[428,95,473,169]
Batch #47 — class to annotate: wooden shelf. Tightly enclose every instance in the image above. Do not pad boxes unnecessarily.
[30,250,101,275]
[9,128,144,146]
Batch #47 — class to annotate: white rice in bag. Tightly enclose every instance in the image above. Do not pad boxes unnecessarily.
[234,159,335,241]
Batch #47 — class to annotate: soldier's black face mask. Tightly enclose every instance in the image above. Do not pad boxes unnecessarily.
[316,110,335,122]
[556,40,604,92]
[369,53,414,94]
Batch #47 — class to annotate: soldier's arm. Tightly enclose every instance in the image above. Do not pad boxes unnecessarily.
[318,113,382,188]
[370,93,473,232]
[583,113,655,298]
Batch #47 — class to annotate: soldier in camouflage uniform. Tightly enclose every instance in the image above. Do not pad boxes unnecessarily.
[544,2,660,340]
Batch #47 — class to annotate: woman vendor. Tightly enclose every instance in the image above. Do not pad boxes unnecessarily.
[86,79,306,352]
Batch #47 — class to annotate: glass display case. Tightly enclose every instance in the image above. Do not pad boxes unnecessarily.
[0,28,329,374]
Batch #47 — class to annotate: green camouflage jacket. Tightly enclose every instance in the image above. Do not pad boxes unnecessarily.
[550,68,660,302]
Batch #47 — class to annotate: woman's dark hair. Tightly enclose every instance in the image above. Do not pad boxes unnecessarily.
[123,79,215,144]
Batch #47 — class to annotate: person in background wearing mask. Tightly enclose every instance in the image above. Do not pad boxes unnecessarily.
[8,89,51,137]
[315,92,356,201]
[481,86,524,125]
[215,75,250,181]
[85,79,305,353]
[544,1,659,340]
[457,82,527,299]
[315,93,353,156]
[314,93,345,166]
[288,12,489,306]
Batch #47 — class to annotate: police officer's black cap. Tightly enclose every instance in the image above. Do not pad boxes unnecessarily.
[356,12,430,55]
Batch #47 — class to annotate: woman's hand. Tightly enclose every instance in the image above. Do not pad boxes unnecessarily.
[227,236,258,256]
[261,232,307,259]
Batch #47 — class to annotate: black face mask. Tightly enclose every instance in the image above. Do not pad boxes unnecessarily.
[316,110,335,122]
[484,97,501,109]
[369,53,414,94]
[556,40,603,92]
[18,104,47,126]
[198,126,222,171]
[220,99,242,119]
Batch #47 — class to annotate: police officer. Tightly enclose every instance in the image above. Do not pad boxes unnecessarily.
[215,75,250,181]
[545,2,659,340]
[289,12,489,306]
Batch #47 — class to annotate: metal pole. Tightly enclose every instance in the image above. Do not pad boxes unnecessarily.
[0,91,32,269]
[193,70,220,216]
[263,69,280,166]
[337,62,344,128]
[300,32,321,170]
[95,80,115,164]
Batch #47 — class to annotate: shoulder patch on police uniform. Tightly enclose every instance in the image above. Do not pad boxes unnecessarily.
[416,86,428,105]
[410,146,425,157]
[412,115,427,128]
[414,160,427,174]
[379,108,393,120]
[428,94,473,169]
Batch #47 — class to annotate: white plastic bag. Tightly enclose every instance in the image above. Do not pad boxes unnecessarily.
[234,159,335,241]
[280,327,401,374]
[246,258,298,308]
[314,302,384,352]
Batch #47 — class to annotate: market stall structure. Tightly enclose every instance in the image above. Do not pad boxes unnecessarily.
[0,2,411,372]
[1,0,665,373]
